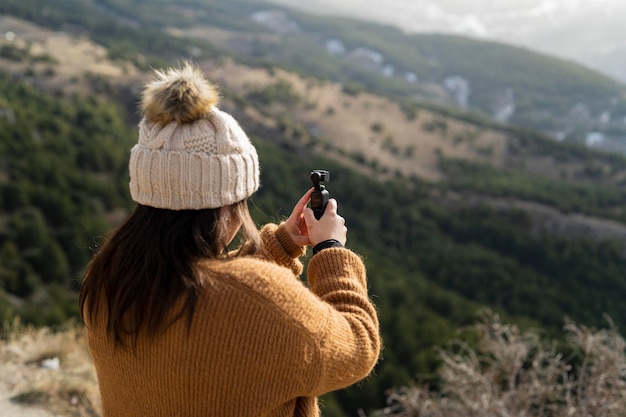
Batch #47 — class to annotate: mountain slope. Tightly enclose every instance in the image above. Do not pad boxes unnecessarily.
[2,0,626,147]
[163,0,626,146]
[3,3,626,416]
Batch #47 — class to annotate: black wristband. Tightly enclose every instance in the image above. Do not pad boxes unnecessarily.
[312,239,344,255]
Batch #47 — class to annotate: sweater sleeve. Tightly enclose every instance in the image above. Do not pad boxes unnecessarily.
[201,248,380,405]
[304,247,381,395]
[259,223,305,276]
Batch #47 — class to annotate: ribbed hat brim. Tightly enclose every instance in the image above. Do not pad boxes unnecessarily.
[129,145,260,210]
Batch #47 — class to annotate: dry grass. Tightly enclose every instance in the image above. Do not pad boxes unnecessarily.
[0,318,100,417]
[1,16,614,187]
[2,312,624,417]
[381,311,626,417]
[0,15,138,94]
[202,59,510,182]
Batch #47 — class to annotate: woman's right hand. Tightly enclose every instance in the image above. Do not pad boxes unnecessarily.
[303,199,347,246]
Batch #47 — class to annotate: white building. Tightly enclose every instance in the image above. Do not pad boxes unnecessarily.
[444,75,471,109]
[404,72,418,84]
[325,39,346,56]
[586,132,605,147]
[493,88,516,123]
[382,64,395,78]
[251,10,299,34]
[345,47,384,72]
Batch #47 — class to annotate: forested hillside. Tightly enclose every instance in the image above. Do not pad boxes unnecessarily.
[2,0,626,146]
[2,1,626,416]
[0,73,134,323]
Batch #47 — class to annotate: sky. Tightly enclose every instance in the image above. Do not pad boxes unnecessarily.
[266,0,626,82]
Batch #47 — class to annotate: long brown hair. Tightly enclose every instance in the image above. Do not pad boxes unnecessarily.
[79,200,261,345]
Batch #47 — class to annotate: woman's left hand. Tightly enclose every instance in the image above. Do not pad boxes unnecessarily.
[283,188,314,248]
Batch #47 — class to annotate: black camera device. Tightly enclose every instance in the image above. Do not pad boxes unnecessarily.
[310,170,330,220]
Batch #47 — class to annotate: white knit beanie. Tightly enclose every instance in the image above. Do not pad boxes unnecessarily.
[129,63,260,210]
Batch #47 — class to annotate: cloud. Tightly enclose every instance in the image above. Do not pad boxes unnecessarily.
[265,0,626,56]
[457,15,489,37]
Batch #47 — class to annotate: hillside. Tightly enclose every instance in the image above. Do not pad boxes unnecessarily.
[3,2,626,416]
[2,0,626,150]
[159,1,626,150]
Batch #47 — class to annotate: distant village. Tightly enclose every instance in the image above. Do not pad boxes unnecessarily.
[251,9,626,154]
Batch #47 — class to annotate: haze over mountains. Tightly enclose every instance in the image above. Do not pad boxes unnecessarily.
[267,0,626,83]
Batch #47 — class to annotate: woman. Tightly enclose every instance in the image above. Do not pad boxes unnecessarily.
[79,63,380,417]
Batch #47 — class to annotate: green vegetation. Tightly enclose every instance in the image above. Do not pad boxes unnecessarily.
[3,0,625,138]
[0,72,135,325]
[247,134,626,414]
[3,0,626,415]
[289,14,626,133]
[3,68,626,415]
[0,0,225,69]
[439,158,626,221]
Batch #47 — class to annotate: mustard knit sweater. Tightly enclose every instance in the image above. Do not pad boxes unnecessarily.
[85,223,381,417]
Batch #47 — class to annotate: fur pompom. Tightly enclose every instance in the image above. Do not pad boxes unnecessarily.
[141,63,220,125]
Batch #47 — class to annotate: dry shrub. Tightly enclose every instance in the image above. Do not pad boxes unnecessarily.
[381,310,626,417]
[0,318,100,417]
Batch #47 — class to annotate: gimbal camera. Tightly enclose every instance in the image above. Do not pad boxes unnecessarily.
[310,170,330,220]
